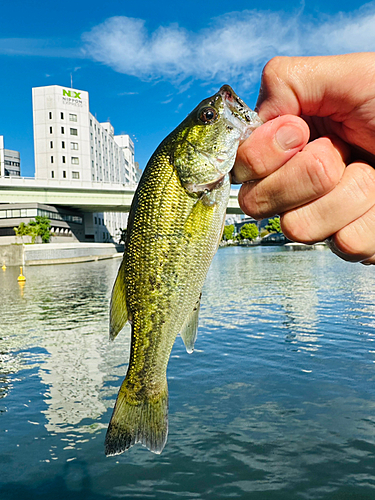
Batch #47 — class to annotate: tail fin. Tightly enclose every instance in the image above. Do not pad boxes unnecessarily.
[105,379,168,456]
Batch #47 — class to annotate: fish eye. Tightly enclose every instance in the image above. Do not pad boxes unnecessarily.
[199,107,218,124]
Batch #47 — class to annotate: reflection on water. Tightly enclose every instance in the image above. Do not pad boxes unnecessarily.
[1,247,375,499]
[0,261,130,435]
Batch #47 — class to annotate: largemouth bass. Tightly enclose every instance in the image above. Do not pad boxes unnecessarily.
[105,85,261,456]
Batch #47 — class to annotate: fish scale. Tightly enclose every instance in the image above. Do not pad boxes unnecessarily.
[105,85,261,456]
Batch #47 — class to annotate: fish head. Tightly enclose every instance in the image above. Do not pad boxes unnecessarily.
[171,85,262,195]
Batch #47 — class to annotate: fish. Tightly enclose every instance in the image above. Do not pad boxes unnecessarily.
[105,85,262,456]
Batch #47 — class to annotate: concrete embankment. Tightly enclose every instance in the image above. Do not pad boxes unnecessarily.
[0,242,124,266]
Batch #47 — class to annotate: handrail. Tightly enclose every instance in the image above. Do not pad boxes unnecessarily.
[0,176,138,191]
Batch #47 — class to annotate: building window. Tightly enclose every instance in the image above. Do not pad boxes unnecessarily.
[50,141,53,148]
[61,112,64,119]
[62,141,65,149]
[61,126,65,134]
[49,112,52,119]
[71,142,78,150]
[63,170,66,178]
[72,171,80,179]
[51,156,54,163]
[49,126,53,134]
[71,157,79,164]
[90,119,92,126]
[51,171,55,178]
[69,113,77,122]
[94,217,97,224]
[70,128,78,136]
[62,156,66,163]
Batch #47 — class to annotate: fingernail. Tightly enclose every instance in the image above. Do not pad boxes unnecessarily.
[275,124,305,151]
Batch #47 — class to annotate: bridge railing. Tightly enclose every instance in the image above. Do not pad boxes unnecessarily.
[0,176,138,191]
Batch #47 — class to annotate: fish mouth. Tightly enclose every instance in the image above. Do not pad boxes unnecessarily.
[219,85,263,142]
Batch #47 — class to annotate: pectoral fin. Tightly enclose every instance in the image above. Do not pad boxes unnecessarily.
[180,295,201,354]
[110,259,130,340]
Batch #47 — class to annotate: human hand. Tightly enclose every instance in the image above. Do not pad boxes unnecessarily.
[233,53,375,264]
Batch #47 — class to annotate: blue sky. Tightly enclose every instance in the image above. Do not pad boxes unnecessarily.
[2,0,375,177]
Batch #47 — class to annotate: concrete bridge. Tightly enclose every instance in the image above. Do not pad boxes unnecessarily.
[0,177,243,214]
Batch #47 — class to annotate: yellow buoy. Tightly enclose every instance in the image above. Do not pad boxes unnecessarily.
[1,263,6,271]
[17,266,26,282]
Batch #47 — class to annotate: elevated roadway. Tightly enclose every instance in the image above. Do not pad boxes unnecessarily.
[0,177,243,214]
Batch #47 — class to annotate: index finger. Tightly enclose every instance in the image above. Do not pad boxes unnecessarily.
[256,53,375,121]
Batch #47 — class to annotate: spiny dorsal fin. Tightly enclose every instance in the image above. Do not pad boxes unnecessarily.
[110,259,130,340]
[180,295,201,354]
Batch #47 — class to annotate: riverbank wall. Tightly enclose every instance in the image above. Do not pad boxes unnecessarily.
[0,243,124,266]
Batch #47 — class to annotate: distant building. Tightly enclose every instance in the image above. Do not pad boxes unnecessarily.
[32,85,137,242]
[0,202,85,242]
[235,216,275,235]
[0,136,21,177]
[225,213,242,226]
[134,161,143,182]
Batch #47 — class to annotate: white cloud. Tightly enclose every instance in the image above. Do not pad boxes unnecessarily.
[81,5,375,87]
[81,12,294,86]
[304,8,375,55]
[118,91,139,96]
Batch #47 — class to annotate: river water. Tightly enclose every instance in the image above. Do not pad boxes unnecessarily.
[1,246,375,499]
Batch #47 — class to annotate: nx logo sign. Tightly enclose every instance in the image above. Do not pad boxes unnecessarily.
[62,89,83,108]
[63,89,81,99]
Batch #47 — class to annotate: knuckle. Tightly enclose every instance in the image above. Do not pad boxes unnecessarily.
[334,224,375,261]
[281,211,317,244]
[243,147,269,179]
[238,184,255,218]
[261,57,286,83]
[348,163,375,199]
[303,140,344,196]
[235,131,268,181]
[238,182,274,220]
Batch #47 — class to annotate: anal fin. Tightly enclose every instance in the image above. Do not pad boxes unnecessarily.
[180,294,201,354]
[110,259,130,340]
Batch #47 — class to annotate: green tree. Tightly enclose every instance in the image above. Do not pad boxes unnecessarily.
[13,222,29,237]
[240,223,259,241]
[222,224,235,241]
[14,216,52,243]
[265,216,282,234]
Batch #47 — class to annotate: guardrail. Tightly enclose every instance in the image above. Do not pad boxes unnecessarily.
[0,176,138,191]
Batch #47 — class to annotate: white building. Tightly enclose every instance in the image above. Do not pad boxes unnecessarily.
[32,85,137,242]
[0,136,21,177]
